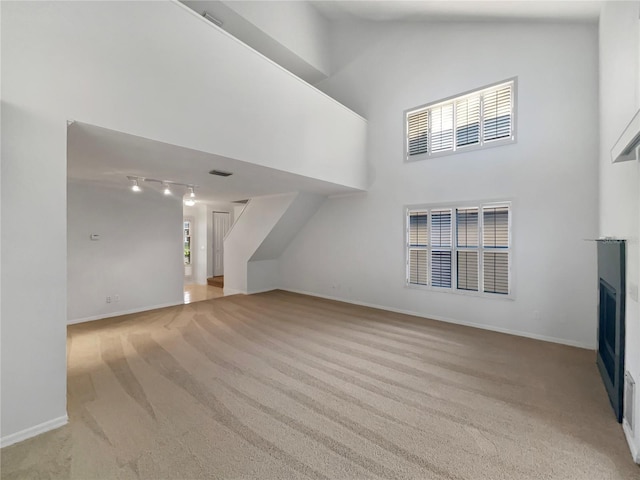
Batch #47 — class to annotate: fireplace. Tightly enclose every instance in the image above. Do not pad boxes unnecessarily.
[596,239,626,422]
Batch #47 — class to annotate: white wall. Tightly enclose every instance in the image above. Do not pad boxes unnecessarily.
[599,1,640,462]
[233,204,247,223]
[224,192,326,294]
[1,0,365,444]
[247,259,280,294]
[281,20,600,348]
[223,1,331,77]
[224,193,297,294]
[251,192,325,261]
[181,0,331,84]
[68,182,184,323]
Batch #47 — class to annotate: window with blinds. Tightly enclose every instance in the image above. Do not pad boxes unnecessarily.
[405,79,515,160]
[406,203,510,296]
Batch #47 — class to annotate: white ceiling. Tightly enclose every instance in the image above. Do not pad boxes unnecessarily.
[67,122,360,204]
[311,0,602,23]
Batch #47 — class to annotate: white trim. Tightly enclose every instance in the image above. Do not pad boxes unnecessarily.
[623,422,640,464]
[67,301,183,325]
[247,287,279,295]
[1,415,68,448]
[280,288,595,350]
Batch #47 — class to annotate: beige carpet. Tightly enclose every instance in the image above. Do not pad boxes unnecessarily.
[1,291,638,479]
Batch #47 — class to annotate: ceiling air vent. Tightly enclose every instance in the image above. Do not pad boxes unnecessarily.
[209,169,233,177]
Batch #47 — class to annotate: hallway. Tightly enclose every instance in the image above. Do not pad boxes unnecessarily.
[183,284,224,304]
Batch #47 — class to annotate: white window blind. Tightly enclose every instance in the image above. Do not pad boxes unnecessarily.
[431,210,452,288]
[407,110,428,156]
[406,203,511,296]
[430,104,454,153]
[456,208,479,291]
[406,79,515,160]
[408,211,428,286]
[455,96,480,147]
[482,206,510,295]
[483,206,509,248]
[483,84,512,142]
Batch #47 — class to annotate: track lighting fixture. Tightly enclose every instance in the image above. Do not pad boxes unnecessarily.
[125,176,198,203]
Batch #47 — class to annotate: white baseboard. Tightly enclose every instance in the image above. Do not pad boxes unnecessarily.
[224,287,278,296]
[280,288,595,350]
[1,414,68,448]
[247,287,278,295]
[223,287,247,296]
[623,422,640,464]
[68,301,184,325]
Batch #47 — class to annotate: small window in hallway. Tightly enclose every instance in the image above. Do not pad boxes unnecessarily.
[184,220,192,265]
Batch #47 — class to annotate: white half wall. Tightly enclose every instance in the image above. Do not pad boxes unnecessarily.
[281,21,599,348]
[599,1,640,463]
[68,182,184,323]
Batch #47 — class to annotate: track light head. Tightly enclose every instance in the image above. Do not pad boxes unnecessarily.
[131,177,142,192]
[162,183,172,196]
[184,186,196,206]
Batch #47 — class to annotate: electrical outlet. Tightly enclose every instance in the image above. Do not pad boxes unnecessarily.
[106,296,111,304]
[114,294,120,303]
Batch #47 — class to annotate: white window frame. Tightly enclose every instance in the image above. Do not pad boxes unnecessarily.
[405,200,514,299]
[404,78,517,162]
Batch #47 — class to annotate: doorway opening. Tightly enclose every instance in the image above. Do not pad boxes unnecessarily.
[207,211,231,288]
[182,212,223,304]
